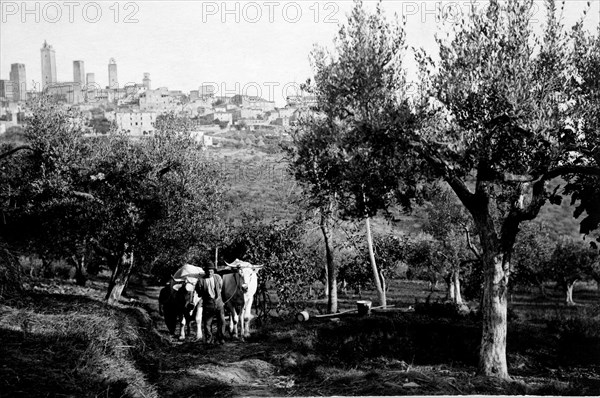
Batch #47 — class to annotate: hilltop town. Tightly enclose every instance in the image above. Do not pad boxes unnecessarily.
[0,41,316,143]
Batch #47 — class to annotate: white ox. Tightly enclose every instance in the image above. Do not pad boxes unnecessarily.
[221,259,262,339]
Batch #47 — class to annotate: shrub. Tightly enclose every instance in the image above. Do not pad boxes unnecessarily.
[546,310,600,366]
[219,214,321,318]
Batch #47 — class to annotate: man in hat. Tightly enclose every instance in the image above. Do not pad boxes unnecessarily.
[195,261,226,344]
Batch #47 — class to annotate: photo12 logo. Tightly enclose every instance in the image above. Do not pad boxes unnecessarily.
[399,1,542,25]
[200,1,340,23]
[1,1,140,23]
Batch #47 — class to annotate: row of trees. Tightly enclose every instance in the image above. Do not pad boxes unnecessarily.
[0,102,329,317]
[1,102,225,304]
[513,224,600,304]
[288,0,600,379]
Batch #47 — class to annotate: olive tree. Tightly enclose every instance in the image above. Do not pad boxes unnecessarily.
[413,0,600,377]
[306,0,599,379]
[88,114,225,303]
[548,239,598,304]
[290,0,417,308]
[0,100,98,286]
[288,115,344,313]
[512,222,555,297]
[422,186,478,304]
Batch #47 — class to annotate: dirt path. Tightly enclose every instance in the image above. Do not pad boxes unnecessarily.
[128,283,295,397]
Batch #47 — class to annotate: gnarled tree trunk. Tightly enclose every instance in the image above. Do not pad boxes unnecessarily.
[73,253,87,287]
[320,212,337,313]
[106,249,134,305]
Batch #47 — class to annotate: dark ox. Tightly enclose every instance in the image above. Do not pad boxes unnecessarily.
[159,275,203,341]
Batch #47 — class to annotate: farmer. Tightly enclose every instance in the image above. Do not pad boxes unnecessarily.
[195,261,226,344]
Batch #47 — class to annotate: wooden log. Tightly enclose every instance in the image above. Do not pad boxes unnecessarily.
[311,304,397,319]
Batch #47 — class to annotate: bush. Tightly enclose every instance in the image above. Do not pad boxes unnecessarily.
[338,233,406,293]
[546,310,600,366]
[414,300,472,319]
[314,314,480,366]
[219,214,321,318]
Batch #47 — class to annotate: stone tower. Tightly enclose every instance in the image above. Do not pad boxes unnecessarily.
[86,73,95,86]
[143,73,151,90]
[40,41,57,89]
[108,58,118,89]
[9,63,26,101]
[73,60,85,84]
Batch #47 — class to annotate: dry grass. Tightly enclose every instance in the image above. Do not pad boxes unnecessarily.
[0,283,161,398]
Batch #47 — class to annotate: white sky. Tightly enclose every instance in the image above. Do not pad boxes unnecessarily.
[1,0,598,106]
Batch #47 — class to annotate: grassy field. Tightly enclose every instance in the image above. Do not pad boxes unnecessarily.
[1,275,599,397]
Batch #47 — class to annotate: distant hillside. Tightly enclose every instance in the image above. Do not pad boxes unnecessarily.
[210,146,426,238]
[211,146,590,243]
[208,147,301,223]
[533,178,589,241]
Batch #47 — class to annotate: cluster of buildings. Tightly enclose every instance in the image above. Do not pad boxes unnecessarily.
[1,41,317,138]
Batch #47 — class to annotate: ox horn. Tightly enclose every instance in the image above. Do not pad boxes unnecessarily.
[225,259,245,269]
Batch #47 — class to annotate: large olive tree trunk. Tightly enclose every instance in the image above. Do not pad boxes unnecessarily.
[479,249,510,379]
[320,212,337,313]
[467,182,513,380]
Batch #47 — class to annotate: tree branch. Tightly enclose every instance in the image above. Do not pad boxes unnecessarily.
[464,226,482,260]
[411,140,477,211]
[446,175,477,213]
[514,164,600,223]
[72,191,103,204]
[0,145,35,161]
[542,165,600,181]
[503,172,535,183]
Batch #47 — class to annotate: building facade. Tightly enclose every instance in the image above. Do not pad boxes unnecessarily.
[115,111,157,136]
[139,88,174,111]
[0,80,15,101]
[41,41,57,89]
[206,111,233,124]
[199,85,216,98]
[86,73,95,86]
[44,82,83,104]
[231,94,275,112]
